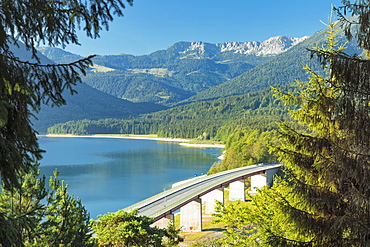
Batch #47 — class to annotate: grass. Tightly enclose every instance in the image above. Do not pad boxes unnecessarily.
[176,214,226,246]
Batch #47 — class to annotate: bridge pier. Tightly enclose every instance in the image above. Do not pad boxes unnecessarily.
[250,174,266,192]
[250,167,280,193]
[229,180,245,201]
[180,198,202,232]
[266,167,280,185]
[152,214,174,229]
[201,188,224,215]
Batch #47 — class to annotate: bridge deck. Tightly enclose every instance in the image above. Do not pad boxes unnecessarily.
[123,163,281,222]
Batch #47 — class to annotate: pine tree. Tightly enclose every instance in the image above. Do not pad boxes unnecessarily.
[0,169,95,247]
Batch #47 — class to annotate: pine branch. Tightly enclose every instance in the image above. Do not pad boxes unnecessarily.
[0,53,95,68]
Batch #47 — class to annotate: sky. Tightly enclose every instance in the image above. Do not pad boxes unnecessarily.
[63,0,344,56]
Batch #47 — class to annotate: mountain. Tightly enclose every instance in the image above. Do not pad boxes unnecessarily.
[38,36,307,106]
[37,47,84,64]
[46,83,299,139]
[181,36,308,57]
[42,20,365,138]
[17,47,167,133]
[181,26,363,103]
[33,82,167,133]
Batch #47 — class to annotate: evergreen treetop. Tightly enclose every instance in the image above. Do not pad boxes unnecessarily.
[215,5,370,245]
[0,1,133,246]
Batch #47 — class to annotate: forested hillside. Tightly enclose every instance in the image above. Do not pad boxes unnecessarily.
[39,24,362,137]
[82,71,194,105]
[33,82,167,133]
[38,37,304,106]
[184,26,362,103]
[47,84,299,139]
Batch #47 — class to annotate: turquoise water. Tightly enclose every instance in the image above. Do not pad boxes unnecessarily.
[38,137,221,218]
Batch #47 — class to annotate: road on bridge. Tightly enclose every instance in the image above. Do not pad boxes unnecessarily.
[123,163,281,222]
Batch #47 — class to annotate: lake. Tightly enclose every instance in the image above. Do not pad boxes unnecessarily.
[38,136,222,218]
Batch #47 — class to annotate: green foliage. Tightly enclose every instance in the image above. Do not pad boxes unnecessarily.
[0,0,132,245]
[208,128,279,174]
[212,200,257,246]
[213,177,311,247]
[47,85,296,141]
[215,15,370,246]
[0,169,95,247]
[92,209,182,247]
[267,22,370,245]
[185,24,362,103]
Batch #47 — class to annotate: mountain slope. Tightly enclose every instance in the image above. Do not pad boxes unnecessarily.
[38,36,307,106]
[33,82,167,133]
[28,48,166,133]
[47,84,299,139]
[182,26,362,103]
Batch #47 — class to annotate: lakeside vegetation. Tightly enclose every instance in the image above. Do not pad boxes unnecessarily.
[47,84,298,139]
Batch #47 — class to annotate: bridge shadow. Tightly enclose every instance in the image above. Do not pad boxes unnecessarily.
[202,227,225,232]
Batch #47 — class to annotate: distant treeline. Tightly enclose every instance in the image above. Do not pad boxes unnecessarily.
[48,84,299,140]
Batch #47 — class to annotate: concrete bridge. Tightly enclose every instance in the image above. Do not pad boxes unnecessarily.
[123,163,281,232]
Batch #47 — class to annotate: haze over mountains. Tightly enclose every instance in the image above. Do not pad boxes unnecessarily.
[34,24,362,133]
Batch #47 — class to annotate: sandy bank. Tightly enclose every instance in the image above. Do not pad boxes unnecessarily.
[39,134,190,143]
[38,134,226,149]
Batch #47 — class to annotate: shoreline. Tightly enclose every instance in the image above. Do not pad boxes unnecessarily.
[179,143,225,149]
[38,134,225,148]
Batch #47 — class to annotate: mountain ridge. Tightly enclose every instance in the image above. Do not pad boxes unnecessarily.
[181,27,362,104]
[38,35,307,106]
[178,36,309,58]
[22,45,168,133]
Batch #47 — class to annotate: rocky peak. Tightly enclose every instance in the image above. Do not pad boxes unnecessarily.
[216,35,309,56]
[172,35,309,58]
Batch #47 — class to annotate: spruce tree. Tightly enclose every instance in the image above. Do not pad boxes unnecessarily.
[0,1,132,246]
[0,169,95,246]
[215,11,370,247]
[0,0,132,189]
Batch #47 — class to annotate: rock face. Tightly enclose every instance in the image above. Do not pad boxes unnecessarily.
[176,36,309,58]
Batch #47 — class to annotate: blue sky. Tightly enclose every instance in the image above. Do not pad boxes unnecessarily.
[64,0,343,56]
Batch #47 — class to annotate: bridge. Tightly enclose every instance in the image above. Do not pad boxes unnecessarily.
[123,163,281,231]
